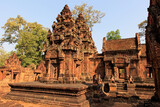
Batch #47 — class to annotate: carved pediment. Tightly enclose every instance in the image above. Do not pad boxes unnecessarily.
[5,53,21,66]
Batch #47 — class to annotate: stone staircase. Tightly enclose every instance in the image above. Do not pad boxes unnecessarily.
[144,78,154,84]
[117,83,127,92]
[116,82,128,97]
[135,78,155,99]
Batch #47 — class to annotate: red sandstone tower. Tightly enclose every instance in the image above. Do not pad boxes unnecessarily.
[43,5,97,83]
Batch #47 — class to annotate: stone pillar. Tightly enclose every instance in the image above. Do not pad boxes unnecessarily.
[58,60,64,82]
[11,69,13,82]
[65,52,71,74]
[68,53,72,81]
[126,66,130,79]
[114,67,118,80]
[84,54,88,73]
[136,61,139,77]
[105,68,109,81]
[47,60,51,78]
[88,58,91,74]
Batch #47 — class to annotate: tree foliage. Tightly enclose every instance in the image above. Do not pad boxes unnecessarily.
[106,29,121,40]
[1,15,48,67]
[72,3,105,31]
[138,20,147,37]
[1,15,27,44]
[0,47,11,66]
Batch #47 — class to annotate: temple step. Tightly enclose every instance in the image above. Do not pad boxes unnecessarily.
[117,90,127,93]
[144,78,154,83]
[116,83,127,93]
[117,92,129,98]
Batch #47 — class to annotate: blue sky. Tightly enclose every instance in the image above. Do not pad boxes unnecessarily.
[0,0,149,53]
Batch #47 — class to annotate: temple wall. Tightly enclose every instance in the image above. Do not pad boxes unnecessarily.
[139,57,148,79]
[103,58,148,80]
[22,68,35,82]
[146,0,160,100]
[95,58,105,79]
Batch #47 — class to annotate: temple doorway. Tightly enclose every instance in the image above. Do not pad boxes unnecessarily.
[149,68,152,78]
[118,68,126,79]
[50,64,59,80]
[13,74,17,80]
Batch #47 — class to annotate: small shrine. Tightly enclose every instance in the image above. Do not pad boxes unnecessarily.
[0,53,23,82]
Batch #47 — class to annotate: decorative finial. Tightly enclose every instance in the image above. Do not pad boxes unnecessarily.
[64,4,69,10]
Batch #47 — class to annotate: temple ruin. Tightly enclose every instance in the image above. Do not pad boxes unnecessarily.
[103,33,152,81]
[40,5,152,84]
[0,53,35,83]
[42,6,98,83]
[146,0,160,101]
[0,4,156,106]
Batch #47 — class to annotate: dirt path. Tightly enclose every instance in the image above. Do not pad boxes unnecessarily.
[0,93,55,107]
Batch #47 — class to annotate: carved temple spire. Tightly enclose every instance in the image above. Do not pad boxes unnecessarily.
[47,29,53,45]
[75,13,97,54]
[76,13,85,23]
[60,4,72,16]
[43,5,98,83]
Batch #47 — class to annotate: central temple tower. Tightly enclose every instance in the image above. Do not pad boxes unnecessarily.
[43,5,97,83]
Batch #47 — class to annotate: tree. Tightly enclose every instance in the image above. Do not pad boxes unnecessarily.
[72,3,105,31]
[0,47,10,66]
[1,15,27,44]
[1,15,48,67]
[138,20,147,37]
[106,29,121,40]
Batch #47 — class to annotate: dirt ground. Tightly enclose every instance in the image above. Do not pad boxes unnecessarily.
[0,92,57,107]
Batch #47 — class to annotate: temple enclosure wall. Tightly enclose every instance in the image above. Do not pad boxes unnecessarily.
[146,0,160,101]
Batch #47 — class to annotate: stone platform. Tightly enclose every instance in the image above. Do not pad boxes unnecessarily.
[4,82,89,107]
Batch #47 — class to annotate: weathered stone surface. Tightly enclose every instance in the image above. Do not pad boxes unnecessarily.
[5,82,89,107]
[127,84,136,97]
[135,83,155,99]
[0,53,35,83]
[108,83,117,97]
[0,4,156,104]
[102,33,155,98]
[42,5,100,83]
[103,34,151,81]
[146,0,160,101]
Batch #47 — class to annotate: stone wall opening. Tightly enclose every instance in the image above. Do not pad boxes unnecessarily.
[118,68,126,79]
[104,83,110,93]
[13,73,17,80]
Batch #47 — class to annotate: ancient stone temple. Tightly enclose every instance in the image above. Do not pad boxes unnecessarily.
[0,53,22,82]
[0,53,36,83]
[102,33,154,99]
[3,4,156,106]
[146,0,160,100]
[103,33,151,81]
[4,5,94,107]
[41,4,152,84]
[43,5,98,83]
